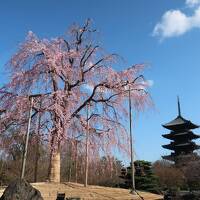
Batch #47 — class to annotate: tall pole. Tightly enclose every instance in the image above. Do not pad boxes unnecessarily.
[75,140,78,183]
[21,96,33,179]
[128,86,136,194]
[84,103,89,187]
[68,141,72,182]
[34,108,41,182]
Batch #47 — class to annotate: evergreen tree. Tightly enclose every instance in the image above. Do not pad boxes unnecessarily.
[120,160,160,194]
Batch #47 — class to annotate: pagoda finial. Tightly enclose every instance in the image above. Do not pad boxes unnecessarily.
[177,96,181,116]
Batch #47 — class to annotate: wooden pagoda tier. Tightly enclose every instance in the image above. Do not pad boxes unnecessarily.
[162,141,200,151]
[162,130,200,140]
[162,97,200,163]
[162,152,199,162]
[162,115,199,131]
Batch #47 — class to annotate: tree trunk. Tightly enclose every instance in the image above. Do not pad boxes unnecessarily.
[48,66,61,183]
[49,148,60,183]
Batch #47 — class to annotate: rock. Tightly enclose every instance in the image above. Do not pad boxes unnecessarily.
[0,179,43,200]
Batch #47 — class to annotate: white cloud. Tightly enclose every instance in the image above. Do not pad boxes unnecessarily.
[147,80,154,87]
[186,0,200,7]
[153,1,200,39]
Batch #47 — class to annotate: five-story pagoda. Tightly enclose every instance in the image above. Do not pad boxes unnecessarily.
[162,98,200,164]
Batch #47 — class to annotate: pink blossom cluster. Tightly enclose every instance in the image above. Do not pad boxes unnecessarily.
[0,20,151,158]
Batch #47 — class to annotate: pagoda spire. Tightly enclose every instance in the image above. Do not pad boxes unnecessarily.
[177,96,181,116]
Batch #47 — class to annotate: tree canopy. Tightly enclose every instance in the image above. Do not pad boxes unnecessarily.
[0,20,152,183]
[0,20,150,155]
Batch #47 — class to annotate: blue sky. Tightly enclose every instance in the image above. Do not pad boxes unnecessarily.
[1,0,200,163]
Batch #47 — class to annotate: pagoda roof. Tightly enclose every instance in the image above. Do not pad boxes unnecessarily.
[162,116,199,130]
[162,131,200,140]
[162,142,200,150]
[162,152,199,162]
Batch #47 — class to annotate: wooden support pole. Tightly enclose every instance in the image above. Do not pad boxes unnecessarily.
[128,86,136,194]
[21,96,33,179]
[84,103,90,187]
